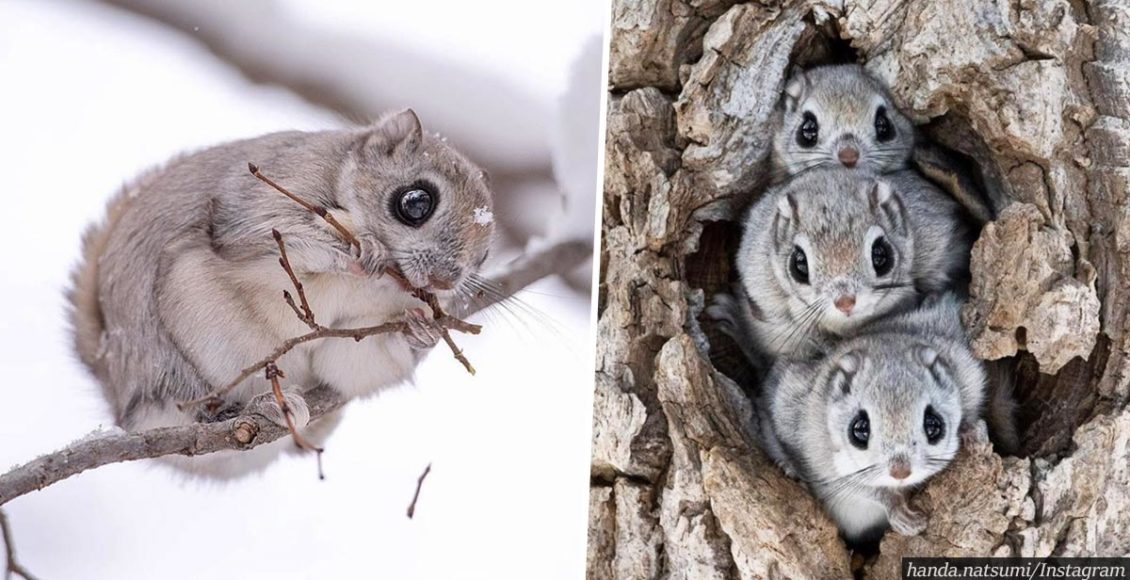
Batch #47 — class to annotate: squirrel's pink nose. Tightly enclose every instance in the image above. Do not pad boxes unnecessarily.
[889,459,912,481]
[838,147,859,168]
[834,294,856,315]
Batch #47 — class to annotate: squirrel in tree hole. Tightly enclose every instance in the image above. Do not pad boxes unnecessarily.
[707,167,971,364]
[756,294,986,544]
[708,65,1020,541]
[67,110,494,478]
[770,64,917,181]
[770,63,993,223]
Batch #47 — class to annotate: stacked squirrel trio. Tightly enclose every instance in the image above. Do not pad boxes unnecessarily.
[709,65,1010,544]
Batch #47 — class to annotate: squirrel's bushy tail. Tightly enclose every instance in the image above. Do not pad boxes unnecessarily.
[66,177,146,381]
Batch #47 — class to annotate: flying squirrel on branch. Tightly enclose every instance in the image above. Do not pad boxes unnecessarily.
[69,110,495,478]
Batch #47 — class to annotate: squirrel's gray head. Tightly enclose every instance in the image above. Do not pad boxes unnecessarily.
[339,109,494,292]
[767,169,916,334]
[820,344,963,490]
[773,64,915,177]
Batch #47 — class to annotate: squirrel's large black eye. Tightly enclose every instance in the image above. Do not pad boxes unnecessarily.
[796,112,819,148]
[875,106,895,143]
[394,187,435,227]
[924,405,945,444]
[871,236,894,276]
[789,246,809,284]
[849,410,870,449]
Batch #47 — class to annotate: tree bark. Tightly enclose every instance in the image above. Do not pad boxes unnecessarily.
[591,1,1130,577]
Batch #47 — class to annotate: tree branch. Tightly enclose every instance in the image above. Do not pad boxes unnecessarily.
[90,0,552,177]
[0,238,591,507]
[88,0,563,249]
[253,165,361,257]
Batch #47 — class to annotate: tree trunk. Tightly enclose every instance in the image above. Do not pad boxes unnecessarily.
[590,1,1130,577]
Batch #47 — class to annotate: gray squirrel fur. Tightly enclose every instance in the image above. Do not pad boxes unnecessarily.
[67,110,494,478]
[758,294,985,543]
[772,63,993,221]
[707,167,970,361]
[707,63,1016,544]
[770,64,916,181]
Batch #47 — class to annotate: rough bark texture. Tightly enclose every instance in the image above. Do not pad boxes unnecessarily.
[591,1,1130,577]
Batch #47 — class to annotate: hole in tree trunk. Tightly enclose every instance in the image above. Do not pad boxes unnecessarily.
[679,26,1101,560]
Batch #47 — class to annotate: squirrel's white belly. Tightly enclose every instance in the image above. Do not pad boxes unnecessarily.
[299,273,427,399]
[823,492,888,540]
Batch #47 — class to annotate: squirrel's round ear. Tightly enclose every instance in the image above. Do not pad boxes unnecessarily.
[868,180,893,207]
[365,109,423,156]
[868,179,908,233]
[837,352,861,375]
[915,345,939,367]
[783,66,808,112]
[776,194,797,220]
[771,194,797,251]
[832,351,860,395]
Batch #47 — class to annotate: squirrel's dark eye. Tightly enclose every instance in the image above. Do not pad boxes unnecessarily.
[875,106,895,143]
[394,187,435,227]
[924,405,945,444]
[871,236,893,276]
[789,246,809,284]
[849,410,870,449]
[796,112,819,148]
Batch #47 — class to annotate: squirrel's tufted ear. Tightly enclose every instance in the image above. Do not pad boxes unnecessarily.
[832,351,860,395]
[771,194,798,251]
[783,65,808,112]
[365,109,423,157]
[868,180,893,207]
[915,345,939,368]
[776,193,797,220]
[915,344,957,390]
[837,351,861,375]
[868,179,908,234]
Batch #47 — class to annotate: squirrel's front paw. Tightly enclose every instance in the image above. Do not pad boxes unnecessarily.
[354,233,388,277]
[402,308,444,350]
[888,502,927,537]
[706,292,740,333]
[249,386,311,429]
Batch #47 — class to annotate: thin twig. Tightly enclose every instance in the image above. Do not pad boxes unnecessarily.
[177,317,480,409]
[406,464,432,519]
[0,238,590,507]
[176,320,418,409]
[265,363,325,479]
[249,163,361,254]
[415,290,475,375]
[272,229,316,327]
[0,509,37,580]
[179,225,483,409]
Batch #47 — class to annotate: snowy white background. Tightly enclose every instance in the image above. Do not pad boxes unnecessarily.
[0,0,603,578]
